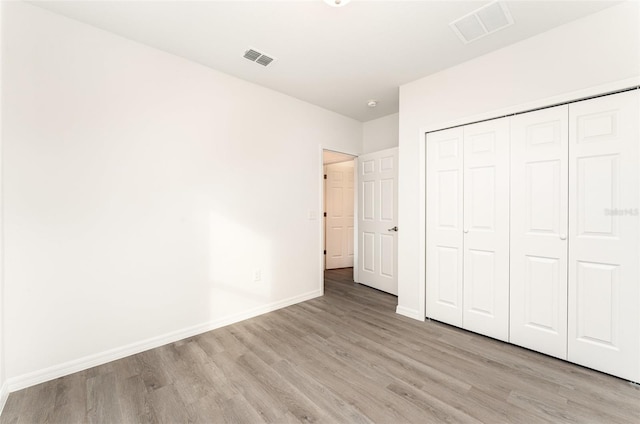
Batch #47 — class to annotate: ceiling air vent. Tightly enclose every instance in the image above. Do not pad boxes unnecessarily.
[450,1,514,44]
[243,49,261,61]
[256,55,274,67]
[243,48,276,67]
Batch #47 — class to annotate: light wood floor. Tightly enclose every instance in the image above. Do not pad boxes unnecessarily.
[2,268,639,423]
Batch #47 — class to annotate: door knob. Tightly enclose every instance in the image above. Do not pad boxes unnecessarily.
[464,229,469,233]
[560,234,567,240]
[388,226,398,232]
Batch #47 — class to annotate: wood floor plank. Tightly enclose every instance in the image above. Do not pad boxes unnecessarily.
[291,351,408,423]
[19,380,56,424]
[212,351,289,423]
[0,393,22,424]
[115,375,156,424]
[227,321,281,366]
[385,380,483,424]
[86,372,123,424]
[270,359,374,424]
[205,393,263,424]
[137,350,171,393]
[2,267,639,423]
[49,372,87,424]
[147,385,194,424]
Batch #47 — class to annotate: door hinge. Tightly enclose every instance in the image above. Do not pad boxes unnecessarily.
[323,250,326,255]
[323,212,327,217]
[324,174,327,179]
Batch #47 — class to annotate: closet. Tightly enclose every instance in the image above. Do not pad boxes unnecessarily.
[425,89,640,382]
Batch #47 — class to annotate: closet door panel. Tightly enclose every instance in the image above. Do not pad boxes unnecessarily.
[426,127,464,326]
[510,105,568,359]
[462,118,510,341]
[568,90,639,382]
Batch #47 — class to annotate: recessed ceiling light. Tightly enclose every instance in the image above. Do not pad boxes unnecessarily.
[323,0,351,8]
[367,100,378,108]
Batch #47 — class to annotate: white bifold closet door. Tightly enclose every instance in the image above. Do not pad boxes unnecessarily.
[426,127,464,327]
[462,119,510,341]
[510,105,569,359]
[426,118,510,341]
[568,90,639,382]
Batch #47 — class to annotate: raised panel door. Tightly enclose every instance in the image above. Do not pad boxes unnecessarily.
[426,127,464,327]
[510,105,568,359]
[568,90,639,382]
[463,118,510,341]
[357,148,398,295]
[325,161,355,269]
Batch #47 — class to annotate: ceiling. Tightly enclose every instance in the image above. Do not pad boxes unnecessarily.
[30,1,619,122]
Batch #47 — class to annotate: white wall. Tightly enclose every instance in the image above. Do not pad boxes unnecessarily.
[2,2,361,388]
[397,1,640,320]
[362,113,398,154]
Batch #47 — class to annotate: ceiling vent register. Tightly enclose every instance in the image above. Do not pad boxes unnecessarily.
[243,48,276,67]
[450,1,514,44]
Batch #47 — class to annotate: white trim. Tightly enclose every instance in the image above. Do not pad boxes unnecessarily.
[396,305,423,321]
[6,289,322,392]
[0,0,5,416]
[353,156,359,283]
[417,136,426,321]
[418,77,640,320]
[319,144,326,295]
[421,78,640,135]
[0,381,9,415]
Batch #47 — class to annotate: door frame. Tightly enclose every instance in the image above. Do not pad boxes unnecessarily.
[318,146,358,294]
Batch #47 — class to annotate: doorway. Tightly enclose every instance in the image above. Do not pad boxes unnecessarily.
[323,150,356,277]
[321,147,399,296]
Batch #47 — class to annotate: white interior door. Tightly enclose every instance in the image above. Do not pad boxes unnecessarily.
[325,161,355,269]
[568,90,640,382]
[510,105,569,359]
[462,118,510,342]
[357,147,398,295]
[426,127,464,327]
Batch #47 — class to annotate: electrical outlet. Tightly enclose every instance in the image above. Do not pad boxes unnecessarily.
[253,269,261,282]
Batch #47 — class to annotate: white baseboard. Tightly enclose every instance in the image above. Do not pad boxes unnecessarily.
[396,305,423,321]
[0,381,9,416]
[7,289,322,393]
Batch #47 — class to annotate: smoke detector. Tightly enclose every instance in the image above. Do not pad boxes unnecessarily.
[323,0,351,7]
[243,48,276,67]
[367,100,378,108]
[450,1,514,44]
